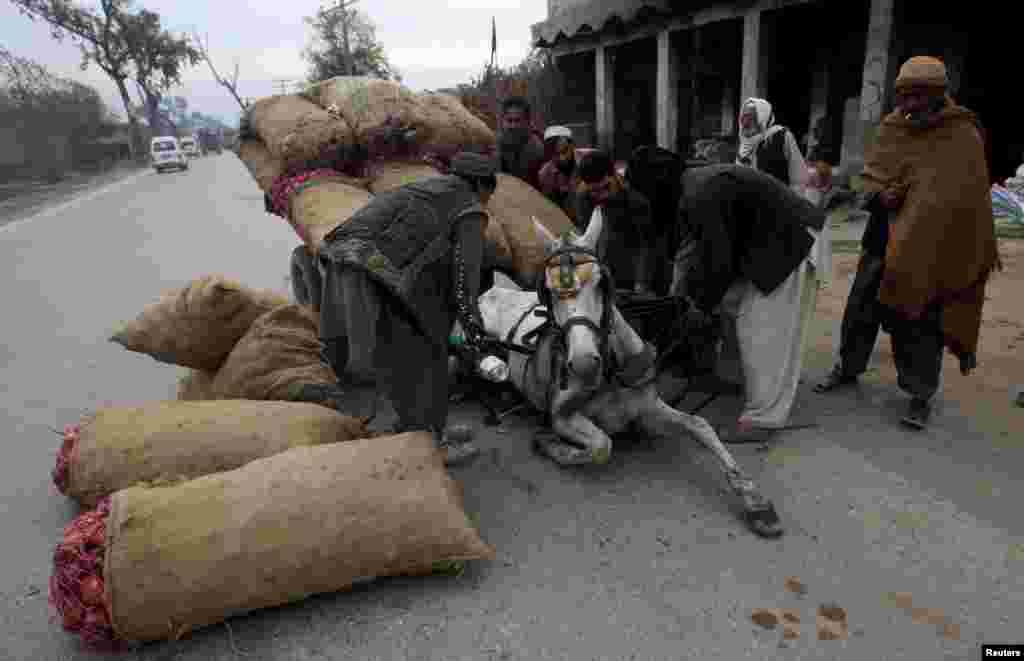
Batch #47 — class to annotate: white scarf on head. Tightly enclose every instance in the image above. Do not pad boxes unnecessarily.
[737,98,784,163]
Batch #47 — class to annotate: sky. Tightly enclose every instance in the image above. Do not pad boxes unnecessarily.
[0,0,548,126]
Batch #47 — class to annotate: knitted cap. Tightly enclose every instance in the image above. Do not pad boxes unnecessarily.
[894,56,948,91]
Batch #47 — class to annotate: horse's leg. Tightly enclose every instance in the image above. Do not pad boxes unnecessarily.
[638,397,784,538]
[535,411,613,466]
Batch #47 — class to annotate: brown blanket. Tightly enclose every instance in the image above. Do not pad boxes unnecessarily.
[861,104,999,358]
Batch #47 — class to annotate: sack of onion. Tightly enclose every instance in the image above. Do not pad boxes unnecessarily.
[52,400,370,508]
[49,432,493,651]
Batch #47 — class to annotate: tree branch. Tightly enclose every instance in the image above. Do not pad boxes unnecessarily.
[192,30,247,110]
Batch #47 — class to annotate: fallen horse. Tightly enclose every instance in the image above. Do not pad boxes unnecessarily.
[477,208,783,538]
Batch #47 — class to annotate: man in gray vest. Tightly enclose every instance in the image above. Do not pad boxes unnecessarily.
[293,152,504,465]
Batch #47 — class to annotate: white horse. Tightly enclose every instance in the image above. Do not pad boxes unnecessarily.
[477,208,783,538]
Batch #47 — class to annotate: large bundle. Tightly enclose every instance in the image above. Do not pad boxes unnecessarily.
[417,93,496,156]
[305,77,427,143]
[110,276,290,372]
[209,303,337,401]
[176,368,216,401]
[52,401,369,508]
[50,432,495,650]
[289,179,373,254]
[367,162,512,268]
[249,94,354,171]
[368,160,443,195]
[237,139,285,192]
[488,173,576,280]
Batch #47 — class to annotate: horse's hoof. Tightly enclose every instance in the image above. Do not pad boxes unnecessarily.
[533,434,592,466]
[744,504,784,539]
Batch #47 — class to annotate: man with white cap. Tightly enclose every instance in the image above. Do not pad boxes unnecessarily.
[538,125,581,220]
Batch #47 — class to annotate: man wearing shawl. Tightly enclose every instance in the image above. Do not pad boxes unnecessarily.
[671,164,826,442]
[538,125,581,222]
[815,56,999,429]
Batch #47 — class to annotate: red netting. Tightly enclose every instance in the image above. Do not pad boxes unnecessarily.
[49,497,126,653]
[52,424,79,495]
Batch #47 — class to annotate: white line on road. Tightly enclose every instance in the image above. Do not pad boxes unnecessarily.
[0,169,152,235]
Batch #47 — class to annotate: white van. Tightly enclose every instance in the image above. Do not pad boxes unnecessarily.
[151,136,188,173]
[180,136,202,158]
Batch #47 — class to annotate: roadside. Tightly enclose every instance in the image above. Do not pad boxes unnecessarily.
[0,159,149,228]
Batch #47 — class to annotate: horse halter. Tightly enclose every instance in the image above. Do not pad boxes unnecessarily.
[535,244,617,388]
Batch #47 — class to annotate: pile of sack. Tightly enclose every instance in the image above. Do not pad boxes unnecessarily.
[236,77,576,283]
[50,274,495,651]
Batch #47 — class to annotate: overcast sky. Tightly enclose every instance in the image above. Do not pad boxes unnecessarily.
[1,0,547,125]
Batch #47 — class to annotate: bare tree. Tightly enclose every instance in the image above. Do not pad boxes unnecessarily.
[192,31,247,111]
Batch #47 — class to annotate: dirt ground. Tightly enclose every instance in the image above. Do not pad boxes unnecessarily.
[808,238,1024,440]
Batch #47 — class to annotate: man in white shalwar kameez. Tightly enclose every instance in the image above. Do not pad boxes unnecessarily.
[671,164,827,442]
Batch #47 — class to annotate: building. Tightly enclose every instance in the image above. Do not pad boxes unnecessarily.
[532,0,1019,182]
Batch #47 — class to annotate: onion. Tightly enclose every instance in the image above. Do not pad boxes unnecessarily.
[80,576,105,607]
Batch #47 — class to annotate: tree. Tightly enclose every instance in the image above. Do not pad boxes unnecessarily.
[8,0,198,149]
[302,3,395,83]
[192,31,246,111]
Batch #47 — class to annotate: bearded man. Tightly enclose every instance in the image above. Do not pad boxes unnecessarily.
[815,56,1000,429]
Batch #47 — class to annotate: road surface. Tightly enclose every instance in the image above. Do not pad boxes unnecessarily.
[1,154,1021,660]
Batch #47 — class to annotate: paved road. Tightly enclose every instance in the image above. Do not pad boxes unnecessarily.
[1,154,1021,660]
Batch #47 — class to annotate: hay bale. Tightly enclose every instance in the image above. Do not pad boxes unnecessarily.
[487,173,575,280]
[52,432,494,647]
[290,180,373,254]
[54,401,369,508]
[209,304,337,401]
[306,76,428,142]
[417,93,496,155]
[237,139,285,192]
[249,94,354,171]
[110,276,290,372]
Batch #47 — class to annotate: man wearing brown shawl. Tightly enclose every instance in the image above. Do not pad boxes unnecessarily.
[815,56,999,429]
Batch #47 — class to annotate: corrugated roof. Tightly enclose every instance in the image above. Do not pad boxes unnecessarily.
[531,0,672,47]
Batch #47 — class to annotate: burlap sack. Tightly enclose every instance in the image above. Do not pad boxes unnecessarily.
[488,173,575,280]
[237,139,285,192]
[110,275,290,372]
[367,160,442,195]
[290,180,373,254]
[176,368,217,401]
[249,94,354,171]
[306,76,428,142]
[417,93,496,154]
[210,304,337,401]
[63,401,368,509]
[367,162,512,266]
[104,431,495,642]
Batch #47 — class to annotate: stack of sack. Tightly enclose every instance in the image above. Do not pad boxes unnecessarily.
[236,77,576,281]
[50,273,495,652]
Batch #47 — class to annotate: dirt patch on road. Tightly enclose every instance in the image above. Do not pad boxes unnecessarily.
[810,239,1024,440]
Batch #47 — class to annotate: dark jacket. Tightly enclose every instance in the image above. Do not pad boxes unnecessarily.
[320,175,487,348]
[575,185,655,290]
[754,129,791,185]
[860,193,891,258]
[679,164,824,312]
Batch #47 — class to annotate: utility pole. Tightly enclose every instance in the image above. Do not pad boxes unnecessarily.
[325,0,358,76]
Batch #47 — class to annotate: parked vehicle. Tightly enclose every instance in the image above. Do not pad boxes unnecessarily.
[150,136,188,173]
[180,136,203,158]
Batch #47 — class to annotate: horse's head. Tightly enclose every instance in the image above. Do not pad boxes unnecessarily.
[532,208,613,389]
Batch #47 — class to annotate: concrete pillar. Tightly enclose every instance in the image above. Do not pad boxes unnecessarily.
[740,9,762,104]
[859,0,895,124]
[596,44,615,152]
[843,0,895,171]
[721,83,736,135]
[656,29,678,151]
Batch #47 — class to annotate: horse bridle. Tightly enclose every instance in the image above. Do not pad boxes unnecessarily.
[532,245,617,389]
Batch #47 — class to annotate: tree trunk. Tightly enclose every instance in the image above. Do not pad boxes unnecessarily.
[113,78,144,160]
